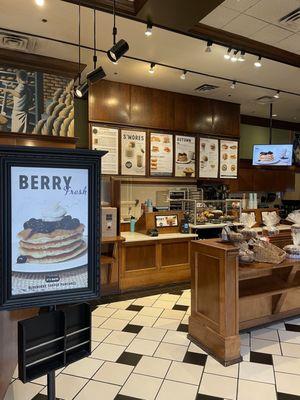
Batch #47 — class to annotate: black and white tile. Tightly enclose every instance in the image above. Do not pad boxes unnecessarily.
[6,289,300,400]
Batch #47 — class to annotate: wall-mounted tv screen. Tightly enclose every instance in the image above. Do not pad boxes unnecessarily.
[252,144,293,166]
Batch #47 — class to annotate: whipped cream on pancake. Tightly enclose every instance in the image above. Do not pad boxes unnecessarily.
[42,203,66,222]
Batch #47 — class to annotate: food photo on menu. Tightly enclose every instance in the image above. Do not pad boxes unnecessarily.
[11,166,89,295]
[175,135,196,177]
[150,133,173,176]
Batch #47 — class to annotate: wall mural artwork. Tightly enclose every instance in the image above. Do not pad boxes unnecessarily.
[0,66,74,136]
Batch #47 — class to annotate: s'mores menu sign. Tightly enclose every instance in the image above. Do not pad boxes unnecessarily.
[0,146,104,310]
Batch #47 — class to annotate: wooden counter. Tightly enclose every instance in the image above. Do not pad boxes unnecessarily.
[189,238,300,366]
[120,232,198,291]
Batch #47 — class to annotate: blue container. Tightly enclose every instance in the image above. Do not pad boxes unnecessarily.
[130,218,136,232]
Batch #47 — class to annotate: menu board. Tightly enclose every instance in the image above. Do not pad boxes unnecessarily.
[199,138,219,178]
[220,140,238,178]
[91,125,119,175]
[121,130,146,176]
[175,135,196,177]
[150,133,173,176]
[11,167,89,296]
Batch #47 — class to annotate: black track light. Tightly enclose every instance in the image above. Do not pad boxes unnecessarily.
[205,41,213,53]
[75,81,88,98]
[87,66,106,84]
[274,90,280,99]
[107,39,129,62]
[145,20,153,37]
[149,62,156,74]
[230,80,236,89]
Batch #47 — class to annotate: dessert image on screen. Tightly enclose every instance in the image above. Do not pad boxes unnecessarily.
[16,204,87,264]
[259,151,274,162]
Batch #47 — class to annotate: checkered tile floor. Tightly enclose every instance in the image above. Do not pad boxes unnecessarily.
[6,288,300,400]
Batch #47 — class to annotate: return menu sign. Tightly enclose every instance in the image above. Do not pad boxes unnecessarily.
[0,146,103,310]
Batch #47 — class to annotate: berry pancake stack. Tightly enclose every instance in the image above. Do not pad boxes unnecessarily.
[17,215,87,264]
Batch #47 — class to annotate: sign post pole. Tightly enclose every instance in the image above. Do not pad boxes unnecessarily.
[47,370,56,400]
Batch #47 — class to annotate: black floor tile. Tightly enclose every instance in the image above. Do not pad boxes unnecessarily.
[115,395,142,400]
[250,351,273,366]
[196,394,223,400]
[177,323,188,332]
[168,289,184,295]
[183,351,207,366]
[123,324,143,334]
[277,393,300,400]
[126,305,144,312]
[117,351,143,366]
[173,304,189,311]
[285,323,300,332]
[32,395,62,400]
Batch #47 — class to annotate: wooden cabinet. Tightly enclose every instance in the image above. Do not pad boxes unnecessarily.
[212,101,240,137]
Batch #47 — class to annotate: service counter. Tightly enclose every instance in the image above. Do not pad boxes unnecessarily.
[188,238,300,366]
[120,232,198,291]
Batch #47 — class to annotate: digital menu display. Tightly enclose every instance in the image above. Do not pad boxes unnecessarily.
[155,215,178,228]
[252,144,293,166]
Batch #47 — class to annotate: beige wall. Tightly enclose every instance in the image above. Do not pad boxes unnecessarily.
[240,124,292,159]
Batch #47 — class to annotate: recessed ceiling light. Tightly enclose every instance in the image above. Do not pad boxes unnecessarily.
[254,56,262,67]
[149,62,156,74]
[35,0,45,6]
[180,70,187,80]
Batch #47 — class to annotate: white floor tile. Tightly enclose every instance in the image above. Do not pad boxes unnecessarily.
[279,330,300,344]
[199,373,237,400]
[106,300,134,309]
[91,327,112,342]
[93,361,134,385]
[156,379,198,400]
[152,300,176,309]
[91,343,126,362]
[130,315,158,327]
[31,369,63,386]
[241,345,250,361]
[93,307,116,318]
[126,338,160,356]
[4,381,43,400]
[275,372,300,396]
[287,317,300,325]
[240,333,250,347]
[166,361,203,385]
[162,330,190,346]
[281,342,300,358]
[154,342,187,361]
[188,342,207,354]
[120,373,162,400]
[137,326,167,342]
[91,341,100,351]
[133,297,157,306]
[153,318,180,331]
[92,315,107,328]
[159,294,181,302]
[139,306,164,317]
[250,338,281,355]
[237,379,276,400]
[175,298,191,306]
[111,309,138,321]
[181,315,189,324]
[12,366,18,379]
[251,328,279,342]
[74,380,120,400]
[41,374,88,400]
[63,357,104,379]
[273,354,300,374]
[134,355,171,378]
[160,309,186,320]
[239,361,275,384]
[267,322,286,331]
[100,318,129,331]
[104,330,136,346]
[204,356,238,378]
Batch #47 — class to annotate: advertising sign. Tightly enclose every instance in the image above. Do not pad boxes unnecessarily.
[150,133,173,176]
[220,140,238,179]
[91,125,119,175]
[0,146,104,310]
[175,135,196,177]
[121,130,146,176]
[199,138,219,178]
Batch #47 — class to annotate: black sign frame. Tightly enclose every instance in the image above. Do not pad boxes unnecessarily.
[0,146,104,310]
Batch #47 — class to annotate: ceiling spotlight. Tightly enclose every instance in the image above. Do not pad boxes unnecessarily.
[231,50,238,62]
[180,70,187,80]
[230,80,236,89]
[149,62,156,74]
[87,66,106,84]
[254,56,262,67]
[75,81,88,98]
[35,0,45,6]
[272,114,277,117]
[274,90,280,99]
[107,39,129,63]
[205,41,213,53]
[145,20,153,37]
[224,48,231,60]
[238,51,245,62]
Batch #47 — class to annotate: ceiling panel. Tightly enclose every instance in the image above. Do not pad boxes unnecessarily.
[199,5,239,29]
[250,25,294,45]
[222,0,261,13]
[222,14,267,36]
[276,33,300,54]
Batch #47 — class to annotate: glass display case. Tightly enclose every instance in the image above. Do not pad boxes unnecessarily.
[181,199,242,226]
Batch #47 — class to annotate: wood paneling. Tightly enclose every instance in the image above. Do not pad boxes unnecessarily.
[89,80,130,125]
[0,132,77,148]
[89,80,240,137]
[125,243,156,270]
[161,241,189,266]
[241,115,300,132]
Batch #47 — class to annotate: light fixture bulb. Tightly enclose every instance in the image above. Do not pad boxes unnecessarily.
[274,91,280,99]
[149,63,155,74]
[224,48,231,60]
[205,41,213,53]
[75,81,88,98]
[35,0,45,6]
[231,50,238,62]
[145,21,153,37]
[238,51,245,62]
[230,81,236,89]
[254,56,262,67]
[180,70,187,80]
[272,114,277,117]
